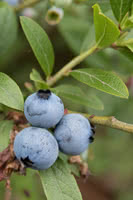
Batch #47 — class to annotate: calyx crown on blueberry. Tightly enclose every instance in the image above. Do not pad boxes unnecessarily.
[24,90,64,128]
[89,123,96,143]
[37,89,51,99]
[89,136,94,143]
[21,156,34,167]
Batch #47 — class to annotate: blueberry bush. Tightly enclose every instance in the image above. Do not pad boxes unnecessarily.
[1,0,133,199]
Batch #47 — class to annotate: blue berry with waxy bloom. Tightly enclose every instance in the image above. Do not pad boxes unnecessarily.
[13,127,59,170]
[24,90,64,129]
[54,113,95,155]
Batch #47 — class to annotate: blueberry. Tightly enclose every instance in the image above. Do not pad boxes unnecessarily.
[24,90,64,129]
[54,114,94,155]
[13,127,59,170]
[4,0,19,6]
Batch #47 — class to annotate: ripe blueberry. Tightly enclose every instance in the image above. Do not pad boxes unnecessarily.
[54,114,94,155]
[24,90,64,129]
[13,127,59,170]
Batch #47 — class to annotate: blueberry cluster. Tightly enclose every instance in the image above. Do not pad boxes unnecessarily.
[14,90,95,170]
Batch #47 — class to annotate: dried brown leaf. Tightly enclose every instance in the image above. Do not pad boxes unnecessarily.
[69,156,90,179]
[0,128,26,182]
[6,111,27,125]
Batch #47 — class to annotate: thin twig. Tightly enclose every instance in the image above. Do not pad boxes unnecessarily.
[4,179,11,200]
[47,45,98,87]
[68,110,133,133]
[46,41,133,134]
[4,189,11,200]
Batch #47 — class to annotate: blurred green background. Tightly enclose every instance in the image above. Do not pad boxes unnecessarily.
[1,0,133,199]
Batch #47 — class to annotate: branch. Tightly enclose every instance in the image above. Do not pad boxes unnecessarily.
[4,179,11,200]
[14,0,41,12]
[68,110,133,133]
[47,45,98,87]
[46,44,133,133]
[14,5,131,134]
[4,188,11,200]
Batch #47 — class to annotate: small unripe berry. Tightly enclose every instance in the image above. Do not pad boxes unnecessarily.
[45,6,64,25]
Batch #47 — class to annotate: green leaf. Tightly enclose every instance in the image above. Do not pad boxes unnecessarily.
[116,30,133,52]
[53,84,104,110]
[20,17,54,76]
[85,0,111,12]
[80,25,95,52]
[39,159,82,200]
[59,153,80,177]
[0,73,24,111]
[119,40,133,52]
[120,13,133,30]
[30,69,49,89]
[119,47,133,62]
[0,3,17,61]
[0,120,13,152]
[11,170,47,200]
[110,0,132,22]
[68,163,80,177]
[70,68,129,99]
[93,4,120,48]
